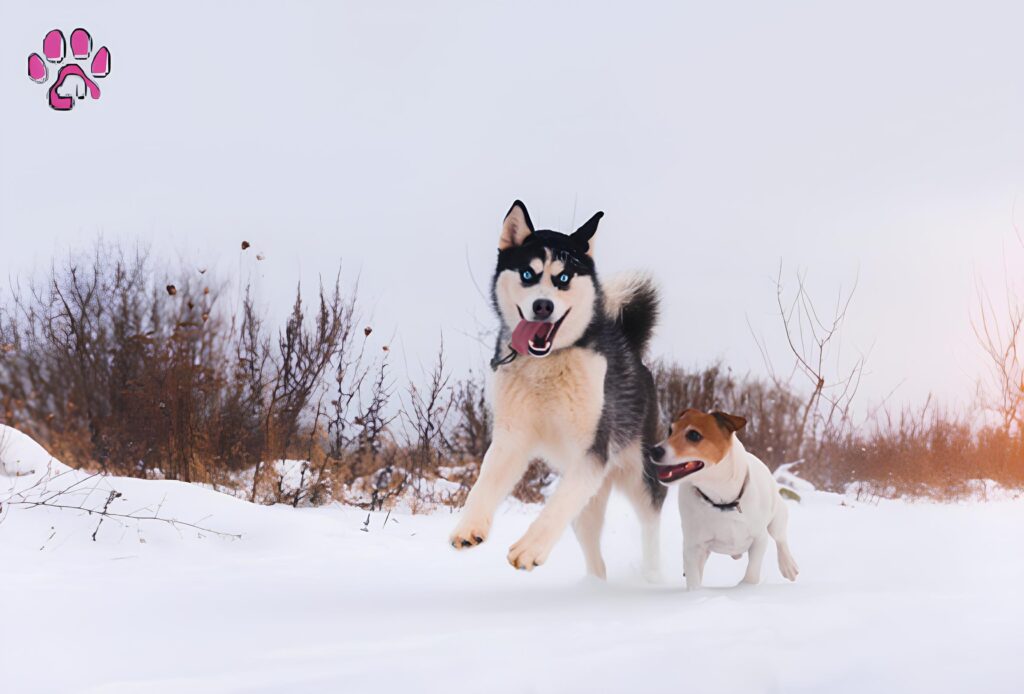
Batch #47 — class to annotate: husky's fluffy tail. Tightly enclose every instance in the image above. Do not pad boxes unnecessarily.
[603,272,659,354]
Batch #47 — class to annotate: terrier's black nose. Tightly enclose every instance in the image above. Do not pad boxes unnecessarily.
[532,299,554,320]
[650,445,665,463]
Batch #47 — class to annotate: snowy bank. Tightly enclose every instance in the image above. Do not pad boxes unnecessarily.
[1,425,1022,694]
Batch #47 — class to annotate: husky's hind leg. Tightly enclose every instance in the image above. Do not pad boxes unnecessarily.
[613,443,664,583]
[572,475,612,578]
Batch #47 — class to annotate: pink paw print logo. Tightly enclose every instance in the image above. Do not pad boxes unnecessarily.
[27,28,111,111]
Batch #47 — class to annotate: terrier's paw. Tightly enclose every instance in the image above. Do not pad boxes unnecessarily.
[507,527,555,571]
[778,551,800,581]
[449,518,489,549]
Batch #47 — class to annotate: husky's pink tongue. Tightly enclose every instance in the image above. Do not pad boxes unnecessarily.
[511,320,554,354]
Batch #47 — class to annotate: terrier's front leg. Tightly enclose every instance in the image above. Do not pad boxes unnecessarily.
[683,543,709,591]
[450,435,529,549]
[741,534,768,585]
[508,453,607,570]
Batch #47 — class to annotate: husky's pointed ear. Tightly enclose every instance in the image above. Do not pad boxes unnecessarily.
[571,211,603,256]
[712,411,747,434]
[499,200,534,249]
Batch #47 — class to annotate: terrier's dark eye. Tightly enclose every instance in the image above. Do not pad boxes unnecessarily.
[686,429,703,443]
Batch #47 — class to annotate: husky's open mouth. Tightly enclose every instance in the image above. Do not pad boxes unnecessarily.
[511,309,571,358]
[656,460,705,483]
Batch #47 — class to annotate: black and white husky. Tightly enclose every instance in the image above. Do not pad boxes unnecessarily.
[450,200,666,577]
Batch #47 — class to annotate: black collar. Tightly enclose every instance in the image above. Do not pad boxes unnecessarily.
[694,468,749,512]
[490,345,517,370]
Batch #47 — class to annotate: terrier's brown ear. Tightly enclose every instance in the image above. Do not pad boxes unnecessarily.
[499,200,534,250]
[712,411,747,434]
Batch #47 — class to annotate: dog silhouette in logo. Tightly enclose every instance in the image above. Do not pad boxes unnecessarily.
[28,28,111,111]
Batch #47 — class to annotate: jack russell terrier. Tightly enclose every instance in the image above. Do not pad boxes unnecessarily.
[650,409,799,590]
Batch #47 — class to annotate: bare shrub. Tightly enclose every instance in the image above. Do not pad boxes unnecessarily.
[249,279,354,501]
[752,265,866,464]
[449,370,491,464]
[3,238,1021,510]
[652,361,805,469]
[814,404,1024,500]
[399,343,456,495]
[511,461,556,504]
[972,229,1023,436]
[0,241,363,498]
[0,244,232,481]
[1,467,241,540]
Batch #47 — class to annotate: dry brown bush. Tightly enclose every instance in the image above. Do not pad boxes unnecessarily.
[1,240,1020,509]
[656,262,1021,501]
[652,361,804,469]
[813,407,1024,500]
[0,240,528,509]
[652,362,1023,500]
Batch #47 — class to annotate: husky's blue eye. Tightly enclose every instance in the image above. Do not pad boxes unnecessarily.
[521,269,534,281]
[559,273,570,283]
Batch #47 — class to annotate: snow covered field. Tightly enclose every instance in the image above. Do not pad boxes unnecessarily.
[2,424,1022,694]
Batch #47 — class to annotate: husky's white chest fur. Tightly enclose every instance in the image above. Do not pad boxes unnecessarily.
[492,347,606,471]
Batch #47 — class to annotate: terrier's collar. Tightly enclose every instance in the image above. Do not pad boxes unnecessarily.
[694,468,750,512]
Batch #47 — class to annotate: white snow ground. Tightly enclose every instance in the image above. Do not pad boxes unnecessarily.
[1,424,1022,694]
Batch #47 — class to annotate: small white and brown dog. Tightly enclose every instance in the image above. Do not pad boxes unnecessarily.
[650,408,799,590]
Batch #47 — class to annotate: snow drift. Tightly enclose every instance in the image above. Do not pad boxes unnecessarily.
[1,425,1022,694]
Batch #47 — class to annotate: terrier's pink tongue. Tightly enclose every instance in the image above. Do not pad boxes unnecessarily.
[511,320,553,354]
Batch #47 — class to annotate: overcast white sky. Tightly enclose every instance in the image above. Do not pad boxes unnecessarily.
[2,1,1022,413]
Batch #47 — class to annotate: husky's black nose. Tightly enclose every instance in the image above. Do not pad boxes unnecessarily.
[532,299,554,320]
[650,445,665,462]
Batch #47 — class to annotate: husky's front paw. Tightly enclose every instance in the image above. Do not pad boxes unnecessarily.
[507,526,556,571]
[449,517,490,549]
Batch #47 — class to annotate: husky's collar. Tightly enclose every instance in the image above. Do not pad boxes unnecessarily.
[694,468,750,512]
[490,348,517,370]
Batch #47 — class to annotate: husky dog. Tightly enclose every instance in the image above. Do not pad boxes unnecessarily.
[450,200,666,577]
